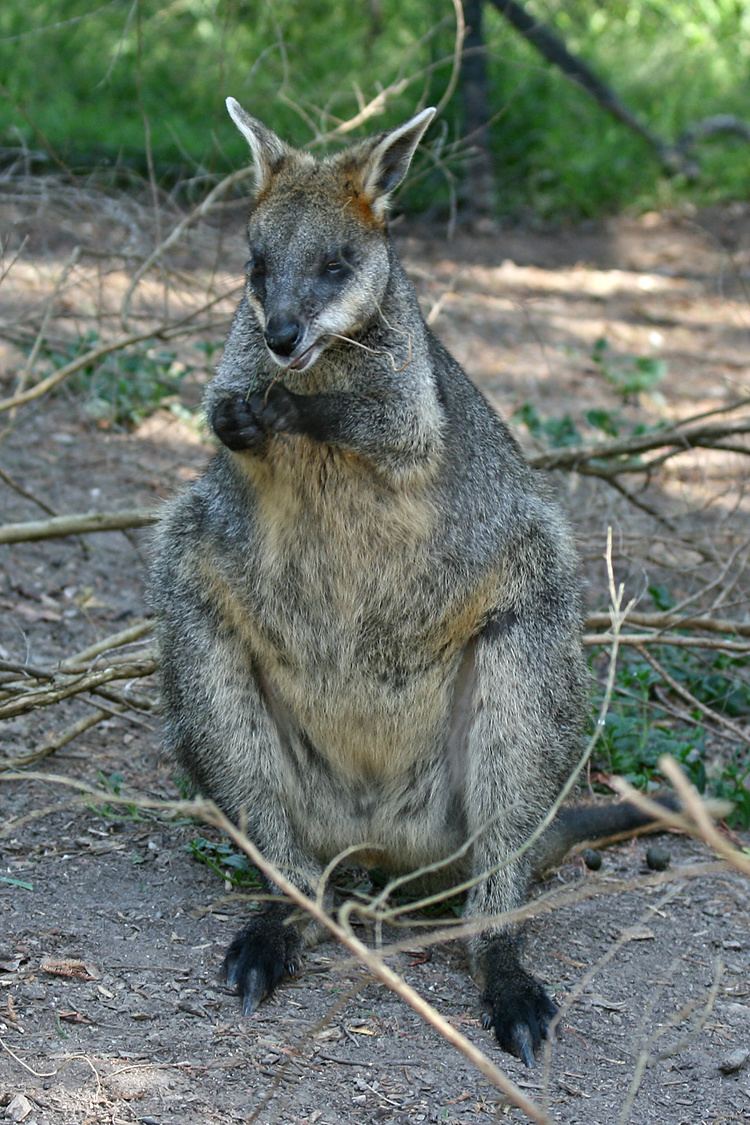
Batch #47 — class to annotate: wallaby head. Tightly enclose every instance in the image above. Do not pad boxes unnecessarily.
[225,97,435,373]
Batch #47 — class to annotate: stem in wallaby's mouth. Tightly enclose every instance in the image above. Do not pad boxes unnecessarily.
[288,338,324,371]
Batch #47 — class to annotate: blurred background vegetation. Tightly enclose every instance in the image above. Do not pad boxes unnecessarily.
[1,0,748,219]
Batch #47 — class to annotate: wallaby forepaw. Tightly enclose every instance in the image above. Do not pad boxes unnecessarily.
[247,386,301,435]
[212,394,265,451]
[223,909,302,1015]
[481,966,557,1066]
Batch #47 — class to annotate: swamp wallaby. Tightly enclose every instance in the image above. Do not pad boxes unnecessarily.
[151,99,674,1065]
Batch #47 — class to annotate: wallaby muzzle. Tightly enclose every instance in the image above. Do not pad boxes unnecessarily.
[264,314,303,358]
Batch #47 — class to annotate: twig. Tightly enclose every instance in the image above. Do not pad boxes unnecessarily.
[585,609,750,640]
[0,464,57,517]
[612,760,750,876]
[638,646,750,749]
[0,660,156,720]
[530,417,750,473]
[432,0,465,119]
[0,509,156,543]
[583,631,750,653]
[14,246,81,399]
[0,708,117,769]
[0,287,239,415]
[0,1037,57,1078]
[62,621,154,667]
[119,170,254,327]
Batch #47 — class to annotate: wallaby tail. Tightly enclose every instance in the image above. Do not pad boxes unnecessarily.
[530,794,683,878]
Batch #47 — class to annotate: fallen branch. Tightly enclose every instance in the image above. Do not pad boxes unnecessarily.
[0,659,156,720]
[583,631,750,653]
[0,286,238,415]
[0,509,156,543]
[585,610,750,640]
[530,417,750,474]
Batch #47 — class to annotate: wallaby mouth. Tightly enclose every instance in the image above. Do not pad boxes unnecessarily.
[268,336,327,373]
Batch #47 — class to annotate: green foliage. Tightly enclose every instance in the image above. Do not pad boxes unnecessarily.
[38,332,197,428]
[593,644,750,827]
[189,836,263,890]
[591,337,667,399]
[87,770,143,821]
[512,402,581,447]
[0,1,748,217]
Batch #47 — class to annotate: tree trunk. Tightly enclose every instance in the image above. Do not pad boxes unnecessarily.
[460,0,496,222]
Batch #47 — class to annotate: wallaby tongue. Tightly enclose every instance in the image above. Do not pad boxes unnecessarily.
[289,342,318,371]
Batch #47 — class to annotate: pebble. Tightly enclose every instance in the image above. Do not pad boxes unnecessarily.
[5,1094,32,1122]
[719,1048,749,1075]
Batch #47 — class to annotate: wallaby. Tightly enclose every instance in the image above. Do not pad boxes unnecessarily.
[151,99,675,1065]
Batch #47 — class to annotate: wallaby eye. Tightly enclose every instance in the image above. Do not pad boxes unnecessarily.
[324,259,344,275]
[247,252,266,279]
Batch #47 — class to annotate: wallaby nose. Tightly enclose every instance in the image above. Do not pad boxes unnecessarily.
[264,316,302,358]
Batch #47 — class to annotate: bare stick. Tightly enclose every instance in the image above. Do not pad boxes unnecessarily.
[14,246,81,399]
[0,465,57,517]
[119,169,254,327]
[585,609,750,639]
[0,287,238,415]
[639,646,750,749]
[0,708,116,769]
[530,416,750,473]
[0,660,156,720]
[432,0,466,119]
[583,631,750,654]
[62,621,154,667]
[0,509,156,543]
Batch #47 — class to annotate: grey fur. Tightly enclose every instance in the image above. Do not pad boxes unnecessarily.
[151,102,634,1063]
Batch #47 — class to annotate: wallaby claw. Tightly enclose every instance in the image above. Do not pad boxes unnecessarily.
[510,1024,536,1068]
[481,954,557,1065]
[222,908,302,1017]
[239,968,266,1016]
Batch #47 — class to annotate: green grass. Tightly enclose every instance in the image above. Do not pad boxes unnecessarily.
[1,1,748,218]
[188,836,263,891]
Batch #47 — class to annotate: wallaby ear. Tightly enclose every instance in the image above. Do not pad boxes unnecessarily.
[359,107,436,217]
[226,97,292,193]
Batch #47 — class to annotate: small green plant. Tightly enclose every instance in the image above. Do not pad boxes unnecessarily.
[593,641,750,828]
[189,837,263,890]
[86,770,142,821]
[39,332,199,428]
[512,403,582,447]
[591,337,667,400]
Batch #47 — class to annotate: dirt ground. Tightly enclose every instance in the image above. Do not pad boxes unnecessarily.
[1,188,749,1124]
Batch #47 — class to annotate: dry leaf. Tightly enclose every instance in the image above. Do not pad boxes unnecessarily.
[626,925,655,941]
[40,956,100,981]
[589,994,627,1011]
[59,1009,94,1024]
[0,955,24,974]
